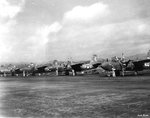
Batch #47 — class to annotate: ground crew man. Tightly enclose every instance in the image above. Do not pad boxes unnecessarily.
[112,67,116,77]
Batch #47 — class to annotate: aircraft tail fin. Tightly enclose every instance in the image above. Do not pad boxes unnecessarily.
[90,54,98,63]
[121,53,125,61]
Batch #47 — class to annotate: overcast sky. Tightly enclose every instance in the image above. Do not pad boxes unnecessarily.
[0,0,150,63]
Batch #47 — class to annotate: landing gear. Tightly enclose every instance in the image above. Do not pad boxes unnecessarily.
[121,68,125,77]
[72,69,76,76]
[23,71,26,77]
[56,69,58,76]
[3,73,6,77]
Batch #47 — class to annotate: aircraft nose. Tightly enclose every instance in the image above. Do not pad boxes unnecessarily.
[45,67,49,71]
[101,63,110,68]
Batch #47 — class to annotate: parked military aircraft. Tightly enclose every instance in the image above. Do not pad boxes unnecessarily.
[125,50,150,75]
[11,67,22,76]
[100,51,150,77]
[14,63,35,76]
[100,56,131,76]
[0,64,16,76]
[69,55,104,76]
[0,68,11,76]
[17,62,61,76]
[126,59,150,75]
[34,65,48,76]
[45,61,71,76]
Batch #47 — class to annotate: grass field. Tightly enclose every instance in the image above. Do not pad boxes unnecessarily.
[0,75,150,118]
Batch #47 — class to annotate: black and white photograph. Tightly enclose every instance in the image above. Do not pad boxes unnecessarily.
[0,0,150,117]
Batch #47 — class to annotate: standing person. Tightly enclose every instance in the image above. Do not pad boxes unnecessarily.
[112,67,116,77]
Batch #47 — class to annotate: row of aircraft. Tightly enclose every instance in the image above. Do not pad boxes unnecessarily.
[0,51,150,77]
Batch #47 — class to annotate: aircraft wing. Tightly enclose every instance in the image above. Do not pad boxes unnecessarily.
[0,68,11,73]
[35,65,47,73]
[45,66,56,72]
[71,63,84,72]
[132,59,150,63]
[13,68,22,73]
[92,62,102,68]
[20,66,35,72]
[132,59,150,71]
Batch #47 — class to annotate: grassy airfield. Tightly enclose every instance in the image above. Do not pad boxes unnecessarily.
[0,75,150,118]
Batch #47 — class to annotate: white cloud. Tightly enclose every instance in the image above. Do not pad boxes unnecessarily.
[0,0,24,20]
[47,22,62,33]
[137,23,150,34]
[0,0,25,63]
[63,2,109,23]
[0,0,150,63]
[30,22,62,48]
[38,22,62,43]
[46,17,150,60]
[44,2,150,60]
[21,22,62,62]
[27,1,149,61]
